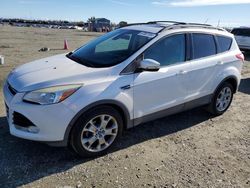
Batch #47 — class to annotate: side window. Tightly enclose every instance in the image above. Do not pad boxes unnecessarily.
[144,34,186,67]
[192,33,216,59]
[216,36,232,53]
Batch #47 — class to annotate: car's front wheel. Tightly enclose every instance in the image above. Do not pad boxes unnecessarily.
[69,106,123,157]
[207,82,234,115]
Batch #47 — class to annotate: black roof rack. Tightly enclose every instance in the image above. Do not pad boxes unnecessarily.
[118,20,185,28]
[146,21,226,32]
[118,22,152,28]
[184,22,212,26]
[118,21,226,32]
[147,20,186,25]
[165,23,226,32]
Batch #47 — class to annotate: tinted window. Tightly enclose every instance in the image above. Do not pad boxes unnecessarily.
[95,34,132,52]
[192,34,216,59]
[216,36,232,53]
[67,29,156,68]
[144,34,186,67]
[232,28,250,37]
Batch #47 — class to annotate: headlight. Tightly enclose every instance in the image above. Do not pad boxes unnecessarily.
[23,84,82,105]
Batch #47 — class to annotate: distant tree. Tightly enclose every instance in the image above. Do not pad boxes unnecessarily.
[119,21,128,27]
[88,17,96,23]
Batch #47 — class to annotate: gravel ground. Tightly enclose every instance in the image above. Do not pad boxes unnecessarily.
[0,26,249,188]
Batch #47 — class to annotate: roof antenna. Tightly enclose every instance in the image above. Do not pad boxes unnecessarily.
[217,19,221,27]
[204,18,209,24]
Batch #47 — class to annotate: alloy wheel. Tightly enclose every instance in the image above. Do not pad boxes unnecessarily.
[216,86,232,112]
[80,114,118,152]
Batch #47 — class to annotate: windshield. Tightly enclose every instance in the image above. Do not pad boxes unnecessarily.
[67,29,156,68]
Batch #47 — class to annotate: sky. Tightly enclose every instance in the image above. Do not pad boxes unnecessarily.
[1,0,250,27]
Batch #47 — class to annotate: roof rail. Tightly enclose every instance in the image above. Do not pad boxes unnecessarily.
[118,22,154,28]
[147,20,186,25]
[118,21,226,32]
[184,22,212,26]
[147,21,226,32]
[118,20,183,28]
[165,24,226,32]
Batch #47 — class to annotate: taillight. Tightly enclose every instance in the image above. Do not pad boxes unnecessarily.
[236,53,244,61]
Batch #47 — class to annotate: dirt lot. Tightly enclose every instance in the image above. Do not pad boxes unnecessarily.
[0,26,249,188]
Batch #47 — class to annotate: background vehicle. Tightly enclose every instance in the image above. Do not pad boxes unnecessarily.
[3,21,244,157]
[231,27,250,52]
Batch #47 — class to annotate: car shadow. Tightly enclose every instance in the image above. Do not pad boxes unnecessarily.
[239,78,250,95]
[0,108,211,187]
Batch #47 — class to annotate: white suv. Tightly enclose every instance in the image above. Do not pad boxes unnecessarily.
[3,21,244,157]
[232,27,250,52]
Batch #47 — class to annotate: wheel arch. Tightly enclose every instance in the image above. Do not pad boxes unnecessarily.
[64,100,132,146]
[214,75,238,94]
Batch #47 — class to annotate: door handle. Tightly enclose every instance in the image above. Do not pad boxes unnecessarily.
[120,85,131,90]
[217,61,224,65]
[178,70,188,75]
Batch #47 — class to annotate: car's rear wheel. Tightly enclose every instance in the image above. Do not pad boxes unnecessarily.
[69,106,123,157]
[207,82,234,115]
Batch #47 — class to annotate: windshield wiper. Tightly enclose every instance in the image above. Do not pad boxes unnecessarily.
[66,53,94,68]
[66,51,73,57]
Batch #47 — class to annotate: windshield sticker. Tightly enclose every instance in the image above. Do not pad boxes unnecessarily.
[138,32,156,38]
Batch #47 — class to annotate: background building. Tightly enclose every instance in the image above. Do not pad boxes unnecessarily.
[88,18,111,32]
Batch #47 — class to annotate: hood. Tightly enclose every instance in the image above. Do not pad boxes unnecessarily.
[8,54,111,92]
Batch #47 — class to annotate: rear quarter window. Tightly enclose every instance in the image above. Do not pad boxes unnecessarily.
[216,35,232,53]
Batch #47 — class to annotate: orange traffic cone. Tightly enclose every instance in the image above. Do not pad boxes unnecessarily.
[64,39,69,50]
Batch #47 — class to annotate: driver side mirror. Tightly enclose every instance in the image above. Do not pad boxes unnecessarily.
[138,59,160,72]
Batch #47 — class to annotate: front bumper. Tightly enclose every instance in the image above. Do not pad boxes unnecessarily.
[3,81,76,144]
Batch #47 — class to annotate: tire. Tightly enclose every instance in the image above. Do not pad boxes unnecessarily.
[69,105,123,158]
[207,82,234,116]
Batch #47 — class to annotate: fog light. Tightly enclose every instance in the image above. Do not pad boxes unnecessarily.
[28,126,39,133]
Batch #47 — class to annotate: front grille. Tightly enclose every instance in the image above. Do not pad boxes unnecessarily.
[8,83,17,96]
[13,112,35,128]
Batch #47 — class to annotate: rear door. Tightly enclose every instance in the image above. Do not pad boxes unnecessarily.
[185,33,219,101]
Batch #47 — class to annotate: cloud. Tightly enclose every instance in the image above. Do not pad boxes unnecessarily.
[107,0,134,6]
[152,0,250,7]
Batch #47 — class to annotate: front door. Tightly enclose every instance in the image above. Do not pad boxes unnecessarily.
[133,34,190,124]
